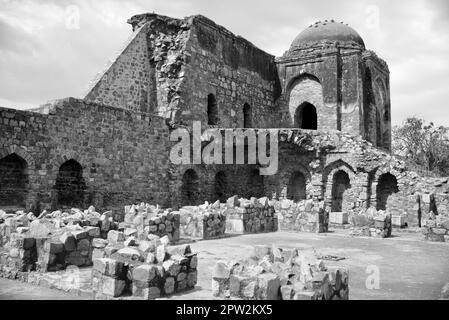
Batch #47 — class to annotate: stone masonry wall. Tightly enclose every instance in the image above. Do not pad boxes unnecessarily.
[0,98,170,212]
[225,196,277,234]
[177,202,226,240]
[122,203,181,243]
[83,24,153,113]
[275,199,329,233]
[212,245,349,300]
[179,15,279,128]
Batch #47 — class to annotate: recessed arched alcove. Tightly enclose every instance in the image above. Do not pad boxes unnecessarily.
[55,159,86,208]
[295,102,318,130]
[0,153,28,208]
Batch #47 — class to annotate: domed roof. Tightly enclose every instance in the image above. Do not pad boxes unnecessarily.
[291,20,365,49]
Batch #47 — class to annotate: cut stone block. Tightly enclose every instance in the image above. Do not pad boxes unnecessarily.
[102,277,126,297]
[329,212,348,225]
[391,215,406,227]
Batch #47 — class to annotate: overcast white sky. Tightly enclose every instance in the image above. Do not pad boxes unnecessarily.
[0,0,448,126]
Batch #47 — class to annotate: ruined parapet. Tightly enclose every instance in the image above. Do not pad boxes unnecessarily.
[212,245,349,300]
[0,232,36,280]
[275,199,329,233]
[224,197,277,234]
[0,206,118,280]
[92,243,197,299]
[350,208,392,238]
[0,223,102,280]
[122,203,180,243]
[421,213,449,242]
[0,210,30,247]
[178,202,227,240]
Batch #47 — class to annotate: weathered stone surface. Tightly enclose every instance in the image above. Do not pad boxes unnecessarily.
[256,273,281,300]
[133,265,157,282]
[102,277,126,297]
[213,260,230,279]
[162,259,181,277]
[116,247,141,260]
[107,231,125,243]
[59,233,76,252]
[212,245,349,300]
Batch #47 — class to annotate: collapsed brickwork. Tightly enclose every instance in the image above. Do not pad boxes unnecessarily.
[225,197,278,234]
[212,245,349,300]
[92,243,198,300]
[0,206,118,279]
[0,205,199,299]
[178,202,227,240]
[122,203,181,242]
[275,199,328,233]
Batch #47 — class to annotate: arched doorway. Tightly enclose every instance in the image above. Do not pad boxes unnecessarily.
[243,103,252,128]
[207,93,218,125]
[181,169,200,206]
[55,159,86,208]
[247,169,264,198]
[295,102,317,130]
[214,171,227,203]
[287,171,307,202]
[376,173,399,210]
[331,170,351,212]
[0,154,28,208]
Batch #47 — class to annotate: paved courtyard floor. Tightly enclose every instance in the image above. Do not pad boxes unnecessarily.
[0,230,448,300]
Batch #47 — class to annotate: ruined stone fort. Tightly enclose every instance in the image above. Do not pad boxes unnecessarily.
[1,12,448,228]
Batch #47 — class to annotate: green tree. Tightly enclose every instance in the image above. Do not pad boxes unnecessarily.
[392,117,449,176]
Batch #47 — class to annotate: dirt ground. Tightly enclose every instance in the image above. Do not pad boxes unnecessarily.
[1,230,448,300]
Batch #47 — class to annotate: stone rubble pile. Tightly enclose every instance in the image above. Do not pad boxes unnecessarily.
[212,245,349,300]
[122,203,180,243]
[0,206,117,279]
[178,201,226,240]
[0,206,117,247]
[349,208,392,238]
[275,199,329,233]
[92,240,198,299]
[0,232,36,280]
[421,213,449,242]
[225,197,277,234]
[0,223,102,279]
